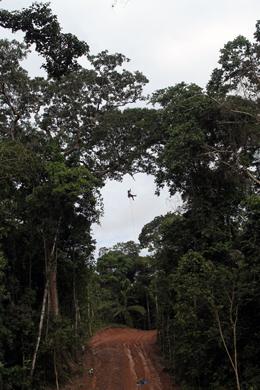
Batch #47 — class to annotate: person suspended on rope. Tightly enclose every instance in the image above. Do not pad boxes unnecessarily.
[127,189,136,200]
[136,378,149,386]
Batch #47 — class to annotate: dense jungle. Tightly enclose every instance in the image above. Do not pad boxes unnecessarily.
[0,2,259,389]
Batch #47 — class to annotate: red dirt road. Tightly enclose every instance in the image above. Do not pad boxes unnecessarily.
[63,327,178,390]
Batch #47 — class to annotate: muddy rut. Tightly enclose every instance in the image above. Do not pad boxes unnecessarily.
[63,327,178,390]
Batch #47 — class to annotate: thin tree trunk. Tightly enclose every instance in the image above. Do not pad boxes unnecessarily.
[229,290,240,390]
[30,221,61,380]
[45,292,50,340]
[49,256,59,317]
[245,168,260,186]
[215,308,241,390]
[30,279,49,379]
[54,349,60,390]
[48,219,61,317]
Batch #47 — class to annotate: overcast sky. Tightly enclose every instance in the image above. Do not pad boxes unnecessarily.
[1,0,259,254]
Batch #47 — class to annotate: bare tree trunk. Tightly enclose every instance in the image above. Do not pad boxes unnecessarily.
[215,307,241,390]
[229,291,240,390]
[54,349,60,390]
[49,255,59,317]
[244,168,260,186]
[30,221,61,380]
[45,293,50,340]
[48,219,61,318]
[30,279,49,379]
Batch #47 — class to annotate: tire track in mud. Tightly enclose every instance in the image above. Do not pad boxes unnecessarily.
[125,344,138,384]
[62,328,178,390]
[137,346,162,390]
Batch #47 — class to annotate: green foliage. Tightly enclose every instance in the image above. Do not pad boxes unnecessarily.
[0,3,148,387]
[152,82,259,201]
[207,20,260,97]
[171,250,259,388]
[0,2,89,78]
[139,22,260,390]
[0,2,259,389]
[96,242,154,329]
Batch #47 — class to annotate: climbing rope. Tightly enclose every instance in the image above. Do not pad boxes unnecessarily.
[129,197,136,238]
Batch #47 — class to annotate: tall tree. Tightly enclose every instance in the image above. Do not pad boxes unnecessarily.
[139,22,260,389]
[0,3,150,387]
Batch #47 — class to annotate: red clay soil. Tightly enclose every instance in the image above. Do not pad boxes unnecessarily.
[62,327,179,390]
